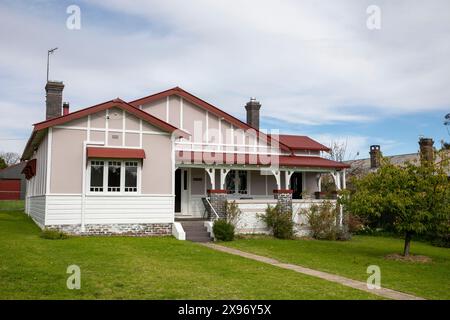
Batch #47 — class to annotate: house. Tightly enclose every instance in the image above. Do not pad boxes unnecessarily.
[346,139,450,177]
[21,81,349,239]
[0,162,26,200]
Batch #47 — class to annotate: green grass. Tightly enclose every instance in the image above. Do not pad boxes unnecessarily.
[0,200,24,211]
[221,235,450,300]
[0,209,380,300]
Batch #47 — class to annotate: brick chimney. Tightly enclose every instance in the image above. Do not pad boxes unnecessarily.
[369,145,381,169]
[245,98,261,130]
[419,138,434,164]
[45,81,64,120]
[63,102,70,116]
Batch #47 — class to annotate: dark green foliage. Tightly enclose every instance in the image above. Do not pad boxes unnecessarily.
[260,204,294,239]
[225,200,242,227]
[340,151,450,255]
[213,219,235,241]
[306,201,350,240]
[40,228,69,240]
[0,157,6,169]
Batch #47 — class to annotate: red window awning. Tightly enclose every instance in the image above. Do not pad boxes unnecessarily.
[21,159,37,180]
[87,147,146,159]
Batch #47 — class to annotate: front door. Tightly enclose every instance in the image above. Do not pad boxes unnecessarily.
[175,168,190,215]
[180,169,190,214]
[175,169,181,213]
[290,172,303,199]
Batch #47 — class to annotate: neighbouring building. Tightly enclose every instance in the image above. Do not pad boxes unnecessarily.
[21,82,349,239]
[0,162,26,200]
[346,139,450,177]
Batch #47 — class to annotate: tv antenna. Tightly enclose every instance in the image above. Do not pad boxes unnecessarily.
[46,47,58,82]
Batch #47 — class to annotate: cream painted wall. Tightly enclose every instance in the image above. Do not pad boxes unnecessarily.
[90,111,105,128]
[140,94,275,152]
[27,133,48,197]
[51,128,86,193]
[250,170,267,195]
[49,108,173,195]
[141,134,172,194]
[190,168,206,195]
[169,95,181,128]
[182,100,206,140]
[142,99,166,120]
[304,172,319,194]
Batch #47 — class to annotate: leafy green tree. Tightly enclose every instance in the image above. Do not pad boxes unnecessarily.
[340,151,450,256]
[0,157,7,170]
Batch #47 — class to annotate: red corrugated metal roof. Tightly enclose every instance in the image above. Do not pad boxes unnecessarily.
[87,147,146,159]
[176,151,349,169]
[274,135,330,151]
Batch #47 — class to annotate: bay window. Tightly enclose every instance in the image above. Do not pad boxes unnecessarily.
[89,159,140,193]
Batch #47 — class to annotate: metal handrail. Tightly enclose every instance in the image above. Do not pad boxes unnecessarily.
[205,197,220,221]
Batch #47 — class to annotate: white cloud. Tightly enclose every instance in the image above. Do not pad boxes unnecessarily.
[0,0,449,154]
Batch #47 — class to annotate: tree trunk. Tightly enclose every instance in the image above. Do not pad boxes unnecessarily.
[403,232,412,256]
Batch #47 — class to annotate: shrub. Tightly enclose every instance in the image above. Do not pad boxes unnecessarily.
[225,200,242,227]
[213,219,235,241]
[260,204,294,239]
[306,201,350,240]
[40,228,69,240]
[346,213,365,234]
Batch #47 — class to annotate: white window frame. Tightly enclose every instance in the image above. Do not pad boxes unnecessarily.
[87,158,141,195]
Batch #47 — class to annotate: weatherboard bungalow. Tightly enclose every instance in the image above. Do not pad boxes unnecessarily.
[21,82,349,239]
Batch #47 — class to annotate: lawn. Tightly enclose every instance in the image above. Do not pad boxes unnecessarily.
[0,200,24,210]
[0,206,379,300]
[221,235,450,300]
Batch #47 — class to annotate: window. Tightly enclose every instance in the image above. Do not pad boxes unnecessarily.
[108,161,121,192]
[124,161,138,192]
[225,170,248,195]
[89,160,139,193]
[90,161,104,192]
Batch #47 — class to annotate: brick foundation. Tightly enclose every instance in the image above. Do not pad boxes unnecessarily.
[207,189,228,219]
[273,189,293,213]
[46,223,172,236]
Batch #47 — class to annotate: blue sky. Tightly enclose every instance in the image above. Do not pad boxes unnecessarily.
[0,0,449,159]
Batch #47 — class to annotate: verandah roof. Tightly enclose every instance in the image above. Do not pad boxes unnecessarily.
[176,151,349,169]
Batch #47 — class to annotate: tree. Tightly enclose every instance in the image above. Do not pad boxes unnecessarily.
[340,151,450,256]
[328,140,348,162]
[0,157,6,170]
[0,152,20,166]
[320,140,349,193]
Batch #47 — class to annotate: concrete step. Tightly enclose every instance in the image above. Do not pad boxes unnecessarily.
[181,221,212,242]
[186,235,213,243]
[182,226,207,232]
[180,221,206,226]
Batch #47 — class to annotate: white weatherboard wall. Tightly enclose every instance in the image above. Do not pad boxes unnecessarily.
[234,199,277,234]
[27,196,46,228]
[234,199,337,236]
[292,200,337,236]
[25,134,48,226]
[45,195,174,226]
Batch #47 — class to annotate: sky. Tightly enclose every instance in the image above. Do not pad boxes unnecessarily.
[0,0,449,160]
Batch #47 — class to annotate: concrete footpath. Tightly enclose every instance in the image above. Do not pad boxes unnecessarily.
[200,243,425,300]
